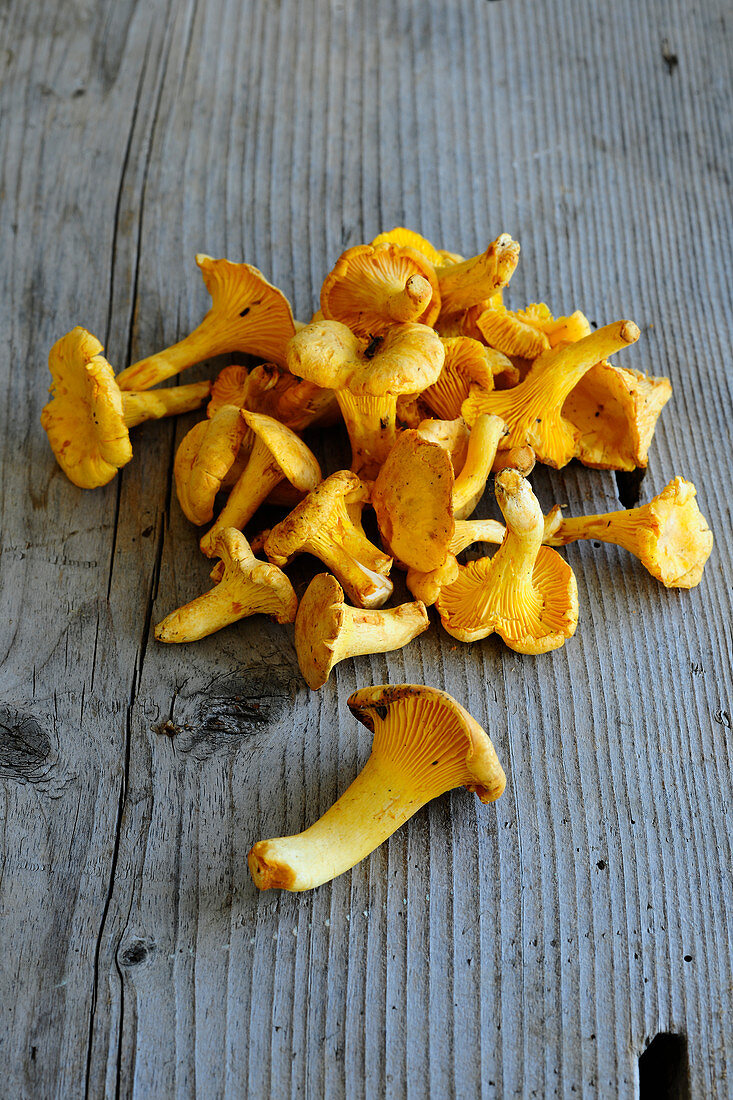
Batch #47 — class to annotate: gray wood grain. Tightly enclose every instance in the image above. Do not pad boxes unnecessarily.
[1,0,732,1096]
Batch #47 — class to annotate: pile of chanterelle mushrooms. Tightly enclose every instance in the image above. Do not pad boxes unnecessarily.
[41,229,714,891]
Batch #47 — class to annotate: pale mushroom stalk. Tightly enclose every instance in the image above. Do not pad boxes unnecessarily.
[295,574,429,689]
[155,529,296,642]
[450,511,561,555]
[248,685,506,891]
[452,413,506,520]
[335,391,400,473]
[437,233,520,314]
[207,438,286,536]
[116,255,296,391]
[543,477,713,588]
[120,380,211,428]
[461,320,641,468]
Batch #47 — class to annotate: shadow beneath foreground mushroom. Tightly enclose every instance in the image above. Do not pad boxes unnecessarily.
[247,685,506,892]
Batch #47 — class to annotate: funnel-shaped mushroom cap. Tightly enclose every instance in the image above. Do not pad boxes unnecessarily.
[247,684,506,891]
[561,360,672,470]
[373,431,455,571]
[371,227,447,266]
[421,337,514,421]
[546,476,713,588]
[241,410,321,489]
[265,471,393,608]
[437,469,579,652]
[207,363,282,418]
[295,574,430,689]
[116,256,297,391]
[320,243,441,335]
[175,405,251,525]
[41,327,132,488]
[288,320,444,396]
[155,529,297,642]
[465,301,591,359]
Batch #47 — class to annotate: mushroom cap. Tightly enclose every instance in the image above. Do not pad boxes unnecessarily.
[641,477,713,587]
[294,573,347,689]
[287,320,445,397]
[422,336,512,421]
[371,227,447,266]
[264,470,367,562]
[175,405,250,525]
[373,431,455,571]
[321,243,441,335]
[195,254,297,365]
[207,364,251,416]
[239,409,321,490]
[40,327,132,488]
[347,684,506,803]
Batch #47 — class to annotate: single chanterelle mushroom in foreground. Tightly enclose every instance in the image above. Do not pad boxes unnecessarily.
[544,477,713,588]
[248,684,506,891]
[265,471,394,608]
[199,410,321,556]
[294,574,430,689]
[115,255,297,391]
[320,243,441,336]
[437,469,579,652]
[155,529,297,643]
[41,327,210,489]
[287,319,445,478]
[461,320,644,468]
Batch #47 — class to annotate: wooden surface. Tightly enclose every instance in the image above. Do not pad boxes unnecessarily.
[1,1,732,1096]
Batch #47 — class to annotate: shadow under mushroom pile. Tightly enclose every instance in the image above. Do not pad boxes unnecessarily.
[40,228,715,891]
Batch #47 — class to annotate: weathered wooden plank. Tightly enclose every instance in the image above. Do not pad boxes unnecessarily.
[1,0,732,1097]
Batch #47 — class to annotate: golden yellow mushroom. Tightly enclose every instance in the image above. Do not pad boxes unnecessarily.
[437,469,578,652]
[265,470,393,609]
[461,320,644,468]
[248,684,506,891]
[371,227,448,266]
[200,411,321,555]
[294,574,430,689]
[436,233,520,315]
[452,413,507,519]
[405,555,460,607]
[464,301,591,359]
[545,477,713,588]
[372,430,455,571]
[41,327,210,489]
[174,405,252,526]
[561,359,672,471]
[155,529,296,643]
[320,243,441,336]
[287,319,445,478]
[116,255,297,391]
[420,337,516,421]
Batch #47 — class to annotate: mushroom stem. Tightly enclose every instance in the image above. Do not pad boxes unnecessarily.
[200,437,284,555]
[336,391,398,478]
[156,580,269,642]
[121,380,211,428]
[437,234,520,313]
[450,519,505,555]
[461,320,641,467]
[304,529,393,609]
[386,274,433,322]
[117,320,225,391]
[333,603,429,663]
[452,414,506,519]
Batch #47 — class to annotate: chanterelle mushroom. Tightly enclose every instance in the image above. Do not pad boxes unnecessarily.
[200,410,321,556]
[155,529,297,642]
[41,327,210,489]
[295,574,430,689]
[247,684,506,891]
[320,243,441,335]
[174,404,252,526]
[287,319,445,478]
[421,336,516,421]
[464,300,592,359]
[545,476,713,588]
[264,471,394,609]
[437,469,579,652]
[461,320,645,468]
[116,255,297,391]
